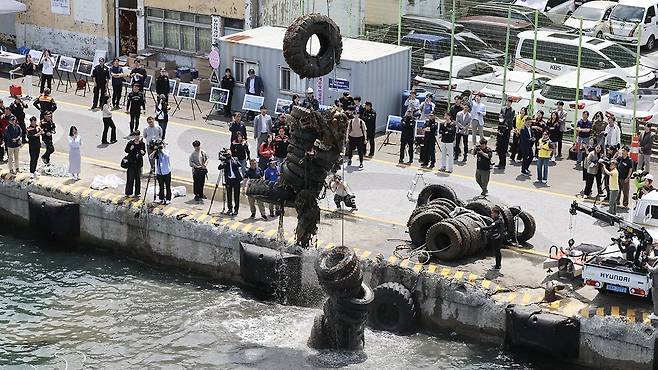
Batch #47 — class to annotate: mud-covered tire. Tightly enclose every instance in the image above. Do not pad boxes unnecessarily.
[283,14,343,79]
[245,179,293,203]
[426,221,463,261]
[500,207,515,240]
[465,199,493,217]
[509,205,522,217]
[321,261,363,296]
[427,198,458,210]
[447,218,473,259]
[515,211,536,243]
[315,246,358,281]
[416,184,459,206]
[367,282,417,334]
[408,211,444,247]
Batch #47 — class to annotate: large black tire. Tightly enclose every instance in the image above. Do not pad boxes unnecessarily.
[315,246,358,281]
[245,179,294,203]
[408,211,444,247]
[447,218,473,259]
[321,261,363,296]
[509,205,522,217]
[515,211,537,243]
[416,184,459,207]
[500,207,515,240]
[465,199,493,217]
[426,222,463,261]
[427,198,457,210]
[462,216,486,253]
[283,14,343,79]
[367,282,417,334]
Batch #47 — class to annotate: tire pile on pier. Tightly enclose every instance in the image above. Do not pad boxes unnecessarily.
[407,184,537,262]
[308,246,373,350]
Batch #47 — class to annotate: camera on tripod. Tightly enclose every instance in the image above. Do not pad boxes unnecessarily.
[149,138,165,153]
[218,148,232,161]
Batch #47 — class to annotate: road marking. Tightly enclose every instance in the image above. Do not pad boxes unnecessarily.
[387,255,398,264]
[627,309,636,323]
[81,189,94,197]
[454,271,464,280]
[596,307,605,317]
[506,292,517,303]
[580,308,590,318]
[265,229,277,237]
[521,293,531,304]
[208,217,217,225]
[481,280,491,289]
[427,264,437,274]
[220,219,230,226]
[231,221,243,230]
[441,267,450,277]
[413,263,423,273]
[242,224,253,232]
[196,214,209,222]
[643,312,650,323]
[468,273,477,283]
[400,259,410,268]
[111,195,124,204]
[163,207,178,216]
[611,306,620,317]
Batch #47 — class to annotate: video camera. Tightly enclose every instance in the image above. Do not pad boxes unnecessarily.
[631,170,649,180]
[218,148,232,161]
[151,139,165,151]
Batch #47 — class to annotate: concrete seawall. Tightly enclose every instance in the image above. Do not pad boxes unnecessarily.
[0,173,654,370]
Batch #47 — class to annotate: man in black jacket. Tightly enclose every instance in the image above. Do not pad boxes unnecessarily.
[362,102,377,156]
[439,113,456,172]
[421,114,438,168]
[155,69,170,100]
[33,89,57,118]
[91,58,110,110]
[497,98,515,169]
[399,109,416,164]
[519,119,535,176]
[475,138,493,196]
[126,84,145,133]
[220,68,235,117]
[219,155,244,216]
[40,112,56,165]
[480,206,507,270]
[129,59,147,91]
[639,123,654,173]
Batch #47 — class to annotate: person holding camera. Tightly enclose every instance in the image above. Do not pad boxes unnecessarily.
[124,130,146,197]
[143,117,163,170]
[330,174,357,211]
[617,146,634,208]
[189,140,208,201]
[536,131,553,184]
[150,140,172,205]
[218,151,243,216]
[475,138,493,196]
[230,132,250,175]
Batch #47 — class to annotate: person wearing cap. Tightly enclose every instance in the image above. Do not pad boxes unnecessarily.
[189,140,208,201]
[617,146,634,208]
[362,102,377,157]
[4,115,22,174]
[91,57,110,110]
[155,68,171,100]
[253,105,272,152]
[124,130,146,197]
[470,93,486,150]
[419,95,435,121]
[639,123,654,174]
[302,87,319,111]
[150,140,172,204]
[404,91,420,115]
[26,116,41,177]
[638,173,655,199]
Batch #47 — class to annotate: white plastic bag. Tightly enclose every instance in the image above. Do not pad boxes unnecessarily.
[90,174,126,190]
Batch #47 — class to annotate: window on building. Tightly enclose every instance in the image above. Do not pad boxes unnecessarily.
[234,59,259,84]
[224,17,245,35]
[280,66,306,93]
[146,8,213,54]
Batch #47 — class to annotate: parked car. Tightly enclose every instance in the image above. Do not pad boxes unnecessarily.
[534,70,630,126]
[457,16,534,51]
[604,0,658,50]
[564,1,617,38]
[414,56,504,102]
[401,15,465,35]
[478,70,551,113]
[606,88,658,133]
[514,30,656,87]
[497,0,576,24]
[464,3,574,31]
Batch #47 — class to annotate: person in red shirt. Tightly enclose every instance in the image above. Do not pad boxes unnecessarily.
[258,134,275,170]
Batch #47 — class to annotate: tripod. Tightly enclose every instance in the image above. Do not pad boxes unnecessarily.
[407,170,427,201]
[207,170,226,215]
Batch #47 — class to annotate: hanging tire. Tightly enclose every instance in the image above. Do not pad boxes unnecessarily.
[426,221,463,261]
[316,246,359,281]
[408,211,444,247]
[416,184,458,207]
[465,199,492,217]
[515,211,536,243]
[367,282,417,334]
[283,13,343,79]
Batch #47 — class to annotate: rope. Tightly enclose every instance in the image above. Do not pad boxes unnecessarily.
[393,243,447,265]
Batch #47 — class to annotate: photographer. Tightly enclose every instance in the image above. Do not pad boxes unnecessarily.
[475,138,493,196]
[150,140,171,204]
[330,174,357,211]
[189,140,209,201]
[124,131,146,197]
[635,173,655,200]
[218,150,243,216]
[143,116,163,170]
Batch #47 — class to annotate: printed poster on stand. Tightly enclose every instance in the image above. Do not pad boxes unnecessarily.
[386,115,403,133]
[275,98,293,115]
[243,94,264,112]
[210,87,230,105]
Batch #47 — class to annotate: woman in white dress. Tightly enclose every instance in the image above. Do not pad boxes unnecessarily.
[68,126,82,180]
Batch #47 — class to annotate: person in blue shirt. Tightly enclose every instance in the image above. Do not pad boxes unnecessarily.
[150,140,172,204]
[264,159,279,182]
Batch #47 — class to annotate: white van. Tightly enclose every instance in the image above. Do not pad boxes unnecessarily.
[514,30,657,88]
[605,0,658,50]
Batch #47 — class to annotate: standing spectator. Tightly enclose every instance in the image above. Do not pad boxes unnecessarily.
[639,123,654,173]
[244,69,264,121]
[189,140,208,201]
[289,94,301,111]
[302,88,320,111]
[470,93,486,150]
[39,50,55,94]
[555,101,567,157]
[353,96,364,116]
[420,113,438,168]
[263,160,280,217]
[362,102,377,157]
[584,144,604,197]
[40,112,55,165]
[547,111,561,163]
[617,146,634,208]
[143,116,163,170]
[481,206,506,270]
[475,138,493,196]
[9,96,28,142]
[258,134,275,170]
[399,109,415,164]
[455,103,471,162]
[154,69,170,100]
[124,131,146,197]
[129,59,147,90]
[510,107,528,162]
[604,115,621,149]
[346,107,367,168]
[230,132,250,175]
[403,91,420,115]
[519,118,535,176]
[67,126,81,180]
[438,113,456,172]
[531,110,546,158]
[273,127,289,163]
[110,58,125,109]
[603,162,619,214]
[273,113,289,135]
[497,98,514,169]
[126,84,146,133]
[253,105,272,152]
[152,142,172,205]
[4,116,22,174]
[220,68,235,117]
[418,95,435,120]
[229,112,247,142]
[154,94,170,140]
[0,110,6,163]
[33,89,57,118]
[244,159,268,219]
[591,111,606,146]
[10,54,35,99]
[26,117,40,177]
[536,131,553,184]
[576,111,592,165]
[91,58,110,110]
[101,96,117,144]
[219,154,243,216]
[339,92,355,109]
[448,96,463,121]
